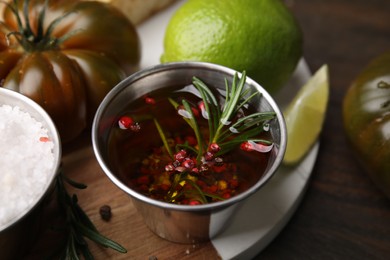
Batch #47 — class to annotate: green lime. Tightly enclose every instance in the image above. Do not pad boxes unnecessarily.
[161,0,303,93]
[283,64,329,165]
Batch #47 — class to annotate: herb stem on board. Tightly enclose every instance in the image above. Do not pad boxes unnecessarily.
[53,170,127,259]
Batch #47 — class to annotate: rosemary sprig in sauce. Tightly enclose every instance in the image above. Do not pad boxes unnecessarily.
[118,72,276,204]
[165,71,275,161]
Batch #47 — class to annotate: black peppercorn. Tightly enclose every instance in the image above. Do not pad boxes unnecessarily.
[99,205,112,221]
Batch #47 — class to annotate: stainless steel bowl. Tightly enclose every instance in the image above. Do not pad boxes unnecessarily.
[0,88,61,259]
[92,62,286,243]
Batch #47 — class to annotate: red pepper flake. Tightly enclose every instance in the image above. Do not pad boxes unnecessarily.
[118,116,134,129]
[174,150,187,162]
[207,184,218,193]
[145,96,156,105]
[222,192,232,199]
[191,106,200,118]
[165,164,175,172]
[39,136,50,142]
[204,151,214,161]
[209,143,221,153]
[139,184,149,192]
[137,175,150,185]
[196,180,206,188]
[240,141,254,152]
[182,158,195,169]
[185,135,197,146]
[229,179,239,189]
[175,136,184,144]
[191,167,199,174]
[160,184,171,191]
[189,200,201,205]
[198,101,209,119]
[152,147,162,155]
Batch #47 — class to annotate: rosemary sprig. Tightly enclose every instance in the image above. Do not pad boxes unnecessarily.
[53,170,127,259]
[180,71,275,157]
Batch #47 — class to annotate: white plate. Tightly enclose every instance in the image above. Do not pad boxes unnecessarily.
[137,1,317,259]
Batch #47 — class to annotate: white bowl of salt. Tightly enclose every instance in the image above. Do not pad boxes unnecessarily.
[0,88,61,260]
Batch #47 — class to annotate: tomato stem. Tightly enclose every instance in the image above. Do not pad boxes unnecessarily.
[5,0,78,52]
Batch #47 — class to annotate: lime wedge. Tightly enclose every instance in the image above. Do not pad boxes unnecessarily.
[283,64,329,165]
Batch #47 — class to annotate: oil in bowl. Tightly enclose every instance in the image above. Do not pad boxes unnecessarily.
[93,62,286,243]
[108,84,274,205]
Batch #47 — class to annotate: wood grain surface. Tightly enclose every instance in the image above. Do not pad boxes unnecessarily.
[23,0,390,259]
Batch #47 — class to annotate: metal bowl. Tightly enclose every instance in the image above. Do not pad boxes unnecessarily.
[92,62,286,243]
[0,88,61,259]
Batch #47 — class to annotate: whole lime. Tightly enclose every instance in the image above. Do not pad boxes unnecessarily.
[161,0,303,93]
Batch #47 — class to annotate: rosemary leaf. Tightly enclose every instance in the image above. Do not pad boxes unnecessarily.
[55,172,127,259]
[79,244,95,260]
[183,178,208,204]
[217,112,275,143]
[192,77,219,106]
[182,99,204,161]
[72,196,99,232]
[168,97,193,127]
[67,232,79,260]
[176,143,198,154]
[229,112,275,133]
[62,174,87,189]
[236,90,259,113]
[153,118,173,159]
[214,72,248,142]
[192,77,220,142]
[219,72,247,126]
[75,221,127,253]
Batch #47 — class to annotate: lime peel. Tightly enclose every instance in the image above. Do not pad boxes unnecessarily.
[283,64,329,165]
[160,0,302,94]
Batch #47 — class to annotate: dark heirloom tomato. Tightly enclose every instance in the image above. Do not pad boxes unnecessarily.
[343,51,390,198]
[0,0,140,142]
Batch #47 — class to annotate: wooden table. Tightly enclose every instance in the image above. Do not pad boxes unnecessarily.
[258,0,390,258]
[24,0,390,259]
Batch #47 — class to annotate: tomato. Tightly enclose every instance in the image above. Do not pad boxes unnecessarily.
[0,0,140,142]
[343,51,390,198]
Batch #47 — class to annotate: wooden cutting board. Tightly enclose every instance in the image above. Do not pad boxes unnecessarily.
[26,133,221,259]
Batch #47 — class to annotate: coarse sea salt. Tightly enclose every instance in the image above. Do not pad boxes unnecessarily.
[0,104,55,228]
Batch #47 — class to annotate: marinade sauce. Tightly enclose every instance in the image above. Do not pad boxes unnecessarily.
[107,85,273,205]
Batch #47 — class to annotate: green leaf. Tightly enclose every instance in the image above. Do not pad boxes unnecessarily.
[192,77,220,142]
[219,72,247,126]
[76,222,127,253]
[62,174,88,189]
[153,118,173,159]
[183,178,207,204]
[54,173,127,259]
[182,99,204,161]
